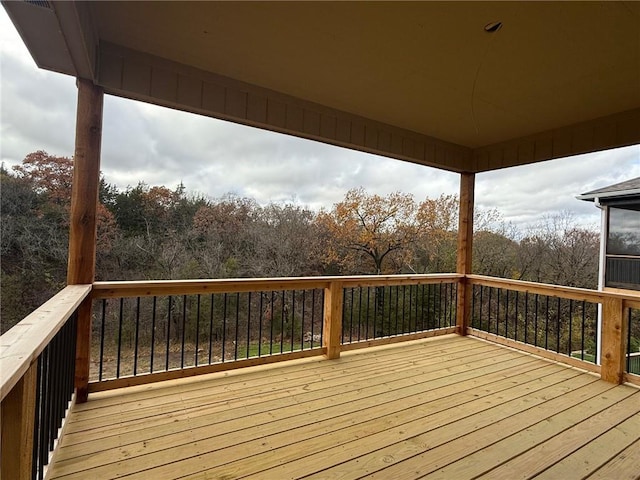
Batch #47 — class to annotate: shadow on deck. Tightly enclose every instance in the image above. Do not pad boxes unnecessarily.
[49,335,640,479]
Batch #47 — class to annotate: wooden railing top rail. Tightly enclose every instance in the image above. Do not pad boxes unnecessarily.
[0,284,91,401]
[92,274,463,298]
[467,274,640,305]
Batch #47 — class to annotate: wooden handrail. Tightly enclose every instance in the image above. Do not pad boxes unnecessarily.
[467,274,640,304]
[0,285,91,401]
[91,274,462,299]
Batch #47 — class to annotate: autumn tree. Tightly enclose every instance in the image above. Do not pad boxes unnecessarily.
[517,212,599,288]
[245,204,322,277]
[319,188,420,275]
[410,194,459,273]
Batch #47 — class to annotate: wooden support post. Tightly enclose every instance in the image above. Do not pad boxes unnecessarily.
[69,78,103,403]
[600,297,627,384]
[1,362,37,480]
[323,281,343,360]
[456,172,475,336]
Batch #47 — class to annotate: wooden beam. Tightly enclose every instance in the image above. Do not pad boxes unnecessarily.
[67,78,103,285]
[456,172,475,335]
[600,297,627,384]
[91,274,461,299]
[69,78,103,403]
[1,362,37,480]
[323,281,344,359]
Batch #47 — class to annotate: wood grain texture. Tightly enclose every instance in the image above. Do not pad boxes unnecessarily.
[323,281,343,359]
[45,336,640,480]
[67,79,103,285]
[0,285,91,400]
[456,172,474,335]
[1,362,37,480]
[600,297,626,384]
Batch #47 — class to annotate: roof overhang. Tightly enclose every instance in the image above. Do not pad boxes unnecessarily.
[577,189,640,202]
[4,1,640,173]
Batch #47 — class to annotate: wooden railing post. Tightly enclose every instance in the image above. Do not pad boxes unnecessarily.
[323,281,343,359]
[69,78,103,403]
[1,362,37,480]
[456,172,475,335]
[600,297,627,384]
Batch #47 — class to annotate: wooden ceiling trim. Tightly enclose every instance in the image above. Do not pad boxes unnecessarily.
[97,42,472,173]
[473,108,640,172]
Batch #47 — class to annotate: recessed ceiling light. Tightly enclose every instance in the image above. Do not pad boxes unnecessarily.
[484,21,503,33]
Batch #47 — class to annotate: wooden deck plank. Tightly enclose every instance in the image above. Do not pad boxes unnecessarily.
[476,392,640,479]
[51,358,549,476]
[45,336,640,480]
[415,384,635,479]
[586,438,640,480]
[57,354,542,461]
[52,351,538,475]
[297,374,608,480]
[163,370,591,479]
[67,338,490,429]
[75,335,467,412]
[534,412,640,480]
[63,342,513,439]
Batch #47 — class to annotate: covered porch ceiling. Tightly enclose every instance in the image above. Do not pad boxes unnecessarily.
[4,1,640,173]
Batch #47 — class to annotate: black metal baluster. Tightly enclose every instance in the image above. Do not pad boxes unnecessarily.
[196,294,201,366]
[222,293,227,362]
[626,309,632,372]
[534,294,539,347]
[301,290,306,350]
[524,291,529,345]
[593,303,599,363]
[393,285,400,335]
[504,290,510,338]
[269,291,275,355]
[150,296,157,373]
[408,284,413,333]
[259,292,264,356]
[580,300,586,360]
[514,291,519,342]
[349,288,354,343]
[247,292,252,358]
[495,288,500,336]
[99,299,106,381]
[568,300,573,356]
[208,294,214,363]
[365,287,371,339]
[166,296,172,371]
[545,296,550,350]
[134,297,141,375]
[357,287,363,341]
[478,285,484,331]
[32,354,43,479]
[280,291,285,354]
[310,290,315,348]
[556,297,561,353]
[420,284,426,331]
[181,295,187,368]
[116,297,124,378]
[487,287,493,333]
[320,289,325,345]
[291,290,296,352]
[235,292,240,360]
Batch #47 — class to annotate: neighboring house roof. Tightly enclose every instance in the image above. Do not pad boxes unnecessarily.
[577,177,640,202]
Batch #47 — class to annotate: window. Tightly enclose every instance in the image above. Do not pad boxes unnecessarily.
[606,206,640,290]
[607,207,640,256]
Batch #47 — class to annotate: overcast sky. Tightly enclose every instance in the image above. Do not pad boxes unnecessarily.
[1,9,638,233]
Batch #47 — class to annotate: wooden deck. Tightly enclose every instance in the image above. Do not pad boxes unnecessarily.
[48,335,640,480]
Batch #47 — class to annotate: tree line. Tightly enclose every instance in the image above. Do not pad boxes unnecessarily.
[1,151,600,332]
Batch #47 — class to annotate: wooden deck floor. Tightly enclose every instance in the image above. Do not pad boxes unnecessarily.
[49,335,640,480]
